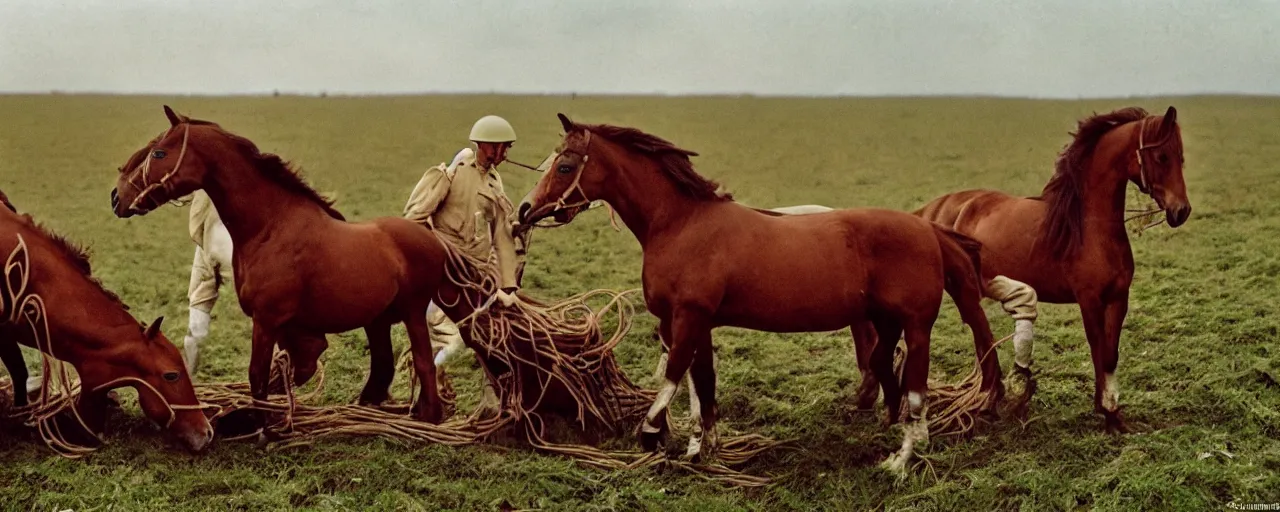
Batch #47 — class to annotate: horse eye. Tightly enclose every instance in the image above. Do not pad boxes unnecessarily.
[152,149,167,159]
[163,371,180,382]
[557,164,574,174]
[1155,154,1167,165]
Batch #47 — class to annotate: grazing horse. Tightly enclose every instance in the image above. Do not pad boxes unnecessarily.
[110,106,455,424]
[915,106,1191,433]
[0,190,212,451]
[518,114,1003,471]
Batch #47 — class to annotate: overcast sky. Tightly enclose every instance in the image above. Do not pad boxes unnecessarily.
[0,0,1276,98]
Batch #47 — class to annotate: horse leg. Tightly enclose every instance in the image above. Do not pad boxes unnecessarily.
[358,320,395,406]
[282,332,327,387]
[869,317,904,425]
[683,344,719,461]
[59,389,111,446]
[640,311,705,452]
[652,320,672,380]
[404,312,444,424]
[881,319,932,476]
[0,338,29,407]
[1079,294,1127,434]
[851,320,880,410]
[247,321,280,428]
[1100,290,1131,433]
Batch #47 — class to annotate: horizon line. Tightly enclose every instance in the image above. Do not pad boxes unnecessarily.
[2,90,1278,101]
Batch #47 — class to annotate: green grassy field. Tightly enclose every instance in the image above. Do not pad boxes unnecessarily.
[0,94,1277,511]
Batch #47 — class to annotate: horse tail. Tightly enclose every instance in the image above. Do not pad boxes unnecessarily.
[933,225,1004,396]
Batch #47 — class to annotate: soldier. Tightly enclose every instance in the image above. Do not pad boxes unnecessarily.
[183,190,233,373]
[403,115,527,411]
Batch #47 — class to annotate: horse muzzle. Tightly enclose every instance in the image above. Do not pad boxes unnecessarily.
[1166,203,1191,228]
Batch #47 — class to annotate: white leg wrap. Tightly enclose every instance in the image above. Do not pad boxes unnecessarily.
[184,307,212,372]
[642,379,679,433]
[685,371,704,458]
[1101,373,1119,412]
[26,375,42,394]
[883,392,929,475]
[1014,319,1034,369]
[653,351,668,381]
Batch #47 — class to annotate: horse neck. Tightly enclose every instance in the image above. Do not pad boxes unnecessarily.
[590,144,701,248]
[200,146,329,247]
[25,239,141,370]
[1078,123,1139,229]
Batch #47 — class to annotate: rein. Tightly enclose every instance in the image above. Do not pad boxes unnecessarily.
[127,122,191,214]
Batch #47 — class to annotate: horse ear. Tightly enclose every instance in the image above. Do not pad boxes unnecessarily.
[144,316,165,339]
[1162,106,1177,130]
[164,105,182,126]
[557,113,575,133]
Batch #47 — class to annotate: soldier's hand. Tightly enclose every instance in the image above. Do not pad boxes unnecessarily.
[495,287,519,308]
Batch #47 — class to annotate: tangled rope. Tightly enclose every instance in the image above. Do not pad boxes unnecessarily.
[1,234,105,458]
[183,238,781,486]
[0,230,780,484]
[891,332,1019,438]
[1125,189,1166,235]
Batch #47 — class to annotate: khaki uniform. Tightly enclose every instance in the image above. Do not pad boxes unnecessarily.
[405,148,524,366]
[187,191,231,313]
[985,275,1039,369]
[404,147,520,290]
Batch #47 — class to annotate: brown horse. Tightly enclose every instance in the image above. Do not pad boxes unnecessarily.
[915,106,1191,433]
[518,114,1003,471]
[110,106,454,424]
[0,190,212,451]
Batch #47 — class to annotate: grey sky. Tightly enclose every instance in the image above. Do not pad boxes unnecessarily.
[1,0,1276,98]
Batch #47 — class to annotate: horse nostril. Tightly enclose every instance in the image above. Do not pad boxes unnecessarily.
[110,188,119,208]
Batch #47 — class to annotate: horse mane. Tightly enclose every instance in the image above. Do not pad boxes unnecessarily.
[1036,107,1149,259]
[0,189,14,213]
[31,222,129,310]
[185,118,346,221]
[576,123,733,202]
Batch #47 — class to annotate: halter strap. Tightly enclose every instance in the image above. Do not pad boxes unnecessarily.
[127,122,191,213]
[1133,116,1169,195]
[551,130,594,213]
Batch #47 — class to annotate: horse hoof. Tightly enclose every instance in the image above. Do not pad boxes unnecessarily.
[1104,410,1131,435]
[638,422,669,452]
[855,385,880,411]
[413,403,444,425]
[357,390,390,407]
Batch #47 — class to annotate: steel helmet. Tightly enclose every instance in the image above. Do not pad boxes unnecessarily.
[469,115,517,143]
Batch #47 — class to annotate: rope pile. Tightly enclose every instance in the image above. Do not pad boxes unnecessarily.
[2,235,781,486]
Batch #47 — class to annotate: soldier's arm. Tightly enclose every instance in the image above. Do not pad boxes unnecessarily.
[403,164,451,226]
[488,185,520,291]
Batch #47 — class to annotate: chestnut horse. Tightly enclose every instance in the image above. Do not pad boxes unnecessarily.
[915,106,1191,433]
[0,190,212,451]
[518,114,1003,471]
[110,106,454,424]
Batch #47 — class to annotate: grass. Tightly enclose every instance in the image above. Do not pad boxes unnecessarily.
[1,94,1278,511]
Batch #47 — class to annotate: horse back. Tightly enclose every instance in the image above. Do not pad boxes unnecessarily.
[914,189,1015,229]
